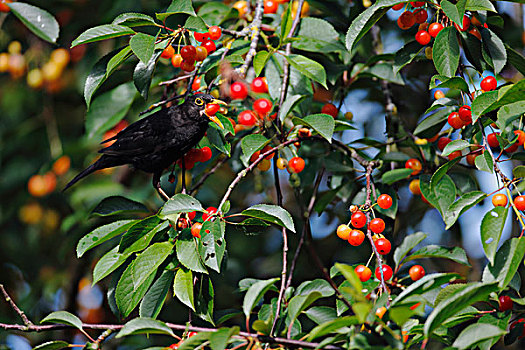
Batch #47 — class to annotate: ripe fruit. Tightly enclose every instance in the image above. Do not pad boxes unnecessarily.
[53,155,71,175]
[205,103,220,116]
[369,218,385,234]
[448,112,464,129]
[466,152,479,166]
[276,158,287,170]
[321,103,338,118]
[377,194,393,209]
[177,217,190,230]
[258,159,271,171]
[437,137,452,151]
[171,54,183,68]
[428,22,443,38]
[454,15,471,32]
[397,11,416,30]
[208,26,222,40]
[409,265,425,281]
[233,1,248,17]
[375,238,391,255]
[253,98,273,116]
[418,22,429,31]
[448,150,462,160]
[514,130,525,146]
[375,265,393,281]
[264,0,278,13]
[0,0,12,13]
[345,111,353,120]
[392,3,404,10]
[469,27,481,40]
[230,82,249,100]
[203,40,217,54]
[492,193,508,207]
[161,45,175,59]
[405,158,422,175]
[515,196,525,211]
[195,46,208,61]
[191,222,202,238]
[351,211,367,228]
[487,133,500,148]
[288,157,305,173]
[203,207,218,221]
[375,307,387,319]
[413,9,428,24]
[298,128,312,138]
[28,175,48,197]
[192,76,201,91]
[261,145,275,159]
[505,142,518,153]
[480,76,497,91]
[415,30,431,45]
[251,77,268,93]
[181,45,196,61]
[348,229,365,246]
[433,90,445,99]
[355,265,372,282]
[499,295,513,312]
[238,110,257,126]
[337,224,351,240]
[458,105,472,123]
[409,179,421,195]
[410,1,424,7]
[198,147,213,163]
[194,32,209,42]
[180,60,195,72]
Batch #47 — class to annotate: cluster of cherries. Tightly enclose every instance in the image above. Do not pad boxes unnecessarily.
[171,147,213,177]
[160,26,222,72]
[491,193,525,211]
[230,78,275,128]
[171,206,219,239]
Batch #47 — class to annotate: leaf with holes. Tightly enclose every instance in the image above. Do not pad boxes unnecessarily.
[480,207,508,265]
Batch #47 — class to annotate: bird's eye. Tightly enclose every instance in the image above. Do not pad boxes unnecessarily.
[195,97,204,106]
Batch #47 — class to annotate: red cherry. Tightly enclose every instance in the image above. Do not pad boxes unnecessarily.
[405,158,422,175]
[480,76,497,91]
[375,238,391,255]
[348,229,365,246]
[448,112,464,129]
[369,218,385,234]
[288,157,305,173]
[205,103,220,116]
[409,265,425,281]
[180,60,195,72]
[253,98,273,116]
[187,211,197,220]
[202,40,216,54]
[437,137,452,151]
[410,1,425,7]
[191,222,202,238]
[375,265,393,280]
[264,0,279,14]
[195,46,208,61]
[351,211,367,228]
[208,26,222,40]
[448,150,462,160]
[397,11,416,29]
[458,105,472,123]
[415,30,431,45]
[321,103,338,118]
[161,45,175,59]
[194,32,210,42]
[199,147,213,162]
[251,77,268,93]
[202,207,217,221]
[413,9,428,24]
[230,82,249,100]
[514,130,525,146]
[188,331,198,338]
[505,142,518,153]
[192,76,201,91]
[261,145,275,159]
[238,110,257,126]
[181,45,197,61]
[454,15,471,32]
[377,194,393,209]
[171,54,183,68]
[499,295,513,312]
[392,3,404,10]
[514,196,525,211]
[428,22,444,37]
[355,265,372,282]
[487,132,500,148]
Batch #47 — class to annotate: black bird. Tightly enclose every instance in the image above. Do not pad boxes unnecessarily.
[64,94,226,200]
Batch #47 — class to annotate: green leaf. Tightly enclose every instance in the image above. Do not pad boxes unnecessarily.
[116,260,156,316]
[393,232,427,269]
[472,81,525,120]
[242,278,279,318]
[304,306,337,325]
[240,134,269,166]
[159,194,204,219]
[475,150,494,173]
[185,16,208,32]
[195,275,215,324]
[334,263,365,302]
[116,317,175,338]
[442,139,470,157]
[119,216,163,253]
[134,51,161,100]
[306,316,360,341]
[174,267,195,311]
[72,24,135,47]
[130,33,156,64]
[293,17,344,53]
[444,191,487,229]
[287,292,323,327]
[405,245,470,266]
[132,242,173,290]
[414,107,454,136]
[176,229,207,273]
[390,273,461,307]
[419,174,456,218]
[483,237,525,289]
[207,126,231,156]
[9,3,59,43]
[112,13,157,27]
[472,90,498,120]
[280,95,306,122]
[497,101,525,129]
[284,54,327,88]
[480,207,508,265]
[157,0,196,21]
[424,282,499,337]
[381,168,412,185]
[359,63,405,85]
[295,279,334,298]
[140,270,174,319]
[41,311,82,330]
[430,158,461,187]
[432,27,460,77]
[292,114,335,142]
[280,2,293,41]
[513,165,525,179]
[440,0,467,27]
[452,323,506,349]
[77,220,136,258]
[33,341,70,350]
[393,41,425,74]
[253,50,270,77]
[92,196,148,217]
[505,44,525,76]
[198,220,226,272]
[85,82,137,139]
[429,75,470,92]
[242,204,295,233]
[466,0,496,12]
[209,327,240,350]
[481,28,507,75]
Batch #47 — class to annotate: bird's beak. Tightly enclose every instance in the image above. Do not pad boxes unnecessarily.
[208,115,224,129]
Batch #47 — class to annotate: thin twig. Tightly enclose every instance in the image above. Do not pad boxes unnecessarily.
[237,0,264,78]
[0,284,33,327]
[190,155,230,196]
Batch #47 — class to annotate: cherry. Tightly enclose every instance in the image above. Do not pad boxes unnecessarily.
[264,0,278,13]
[261,145,275,159]
[514,130,525,145]
[205,103,220,116]
[251,77,268,93]
[298,128,312,138]
[238,110,257,126]
[413,9,428,24]
[176,217,190,230]
[434,90,445,99]
[427,134,439,143]
[250,151,261,163]
[194,32,209,42]
[409,265,425,281]
[466,153,479,166]
[180,60,195,72]
[195,46,208,61]
[348,229,365,246]
[454,15,471,32]
[171,54,183,68]
[397,11,416,30]
[321,103,338,118]
[480,76,497,91]
[505,142,519,153]
[355,265,372,282]
[410,1,425,7]
[208,26,222,40]
[0,0,12,13]
[253,98,273,116]
[230,82,249,100]
[418,22,429,31]
[288,157,305,173]
[405,158,422,175]
[458,105,472,123]
[375,238,391,255]
[202,207,218,221]
[415,30,431,45]
[469,27,481,40]
[428,22,443,37]
[375,265,393,280]
[276,158,287,170]
[369,218,385,234]
[377,194,393,209]
[161,45,175,59]
[409,179,421,195]
[192,76,201,91]
[448,112,464,129]
[199,147,213,162]
[202,40,217,54]
[181,45,197,61]
[188,211,197,220]
[499,295,513,312]
[169,343,180,349]
[392,3,404,10]
[375,307,387,319]
[437,137,452,151]
[336,224,351,240]
[515,196,525,211]
[448,150,462,161]
[487,132,500,148]
[188,331,199,338]
[492,194,508,207]
[258,159,271,171]
[191,222,202,238]
[351,211,367,228]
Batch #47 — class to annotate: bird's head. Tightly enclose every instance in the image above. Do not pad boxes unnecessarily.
[187,94,226,129]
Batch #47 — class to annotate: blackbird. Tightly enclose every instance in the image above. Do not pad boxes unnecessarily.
[64,94,226,200]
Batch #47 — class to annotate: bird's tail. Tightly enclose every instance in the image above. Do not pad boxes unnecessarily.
[63,156,116,192]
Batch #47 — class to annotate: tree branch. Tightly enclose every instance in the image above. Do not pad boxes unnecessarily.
[236,0,264,78]
[0,284,33,327]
